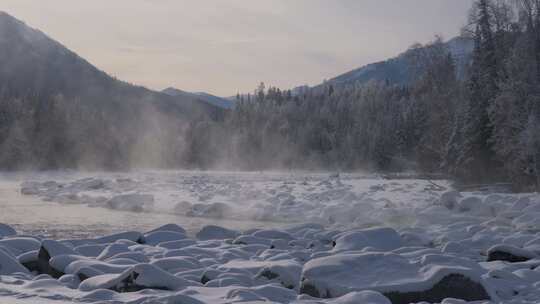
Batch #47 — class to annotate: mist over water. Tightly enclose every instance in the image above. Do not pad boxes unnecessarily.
[3,169,449,241]
[0,172,288,239]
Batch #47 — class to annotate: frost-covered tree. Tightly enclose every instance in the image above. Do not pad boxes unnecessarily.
[457,0,502,181]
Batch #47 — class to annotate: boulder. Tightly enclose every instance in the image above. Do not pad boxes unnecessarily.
[333,227,402,252]
[17,250,39,272]
[157,239,197,250]
[252,229,295,241]
[74,244,108,257]
[106,194,153,212]
[233,235,272,246]
[439,191,462,210]
[0,223,16,238]
[143,231,187,246]
[255,260,303,290]
[79,263,198,292]
[187,202,232,218]
[37,240,76,278]
[94,231,144,244]
[300,252,492,303]
[65,258,131,281]
[458,197,495,217]
[0,237,41,255]
[196,225,240,241]
[487,244,537,263]
[0,248,30,275]
[326,291,392,304]
[146,224,186,235]
[150,257,201,272]
[96,243,131,260]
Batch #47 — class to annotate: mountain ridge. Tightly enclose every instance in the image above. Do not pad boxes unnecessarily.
[162,87,233,109]
[324,36,474,87]
[0,11,224,170]
[0,11,224,117]
[288,36,474,95]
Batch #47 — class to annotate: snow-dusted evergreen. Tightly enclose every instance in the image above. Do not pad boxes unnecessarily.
[0,1,539,190]
[183,0,540,190]
[2,2,540,302]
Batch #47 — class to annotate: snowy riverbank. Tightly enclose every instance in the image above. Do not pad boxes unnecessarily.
[0,171,539,303]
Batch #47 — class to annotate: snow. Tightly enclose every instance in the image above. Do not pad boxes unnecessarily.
[41,240,76,257]
[94,232,143,244]
[150,257,201,272]
[148,224,187,235]
[196,225,240,241]
[0,238,40,255]
[486,244,537,262]
[143,231,188,246]
[0,248,30,275]
[301,252,493,299]
[0,223,16,238]
[106,194,154,212]
[332,227,402,252]
[310,291,392,304]
[1,170,540,303]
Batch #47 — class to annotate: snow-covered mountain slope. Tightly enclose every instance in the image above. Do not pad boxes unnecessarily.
[0,11,222,116]
[162,87,234,110]
[320,36,474,88]
[0,12,226,169]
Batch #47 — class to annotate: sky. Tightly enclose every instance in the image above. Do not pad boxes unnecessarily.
[2,0,474,96]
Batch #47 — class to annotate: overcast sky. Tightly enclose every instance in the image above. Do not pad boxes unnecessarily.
[2,0,474,96]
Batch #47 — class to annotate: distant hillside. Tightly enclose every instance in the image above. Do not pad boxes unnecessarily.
[0,12,224,170]
[0,11,223,118]
[162,87,233,109]
[321,36,474,88]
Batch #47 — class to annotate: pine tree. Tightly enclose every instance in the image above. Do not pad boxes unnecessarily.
[457,0,501,181]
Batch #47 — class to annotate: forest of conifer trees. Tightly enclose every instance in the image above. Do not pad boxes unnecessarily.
[186,0,540,190]
[1,0,539,191]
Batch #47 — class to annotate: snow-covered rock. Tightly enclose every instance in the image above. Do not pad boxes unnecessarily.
[252,229,295,241]
[458,196,495,217]
[439,191,462,210]
[0,248,30,275]
[157,239,197,250]
[146,224,186,235]
[187,202,232,218]
[94,231,143,244]
[0,237,40,255]
[96,243,131,260]
[74,244,107,257]
[300,252,493,302]
[333,227,402,252]
[487,244,537,263]
[323,291,392,304]
[196,225,240,241]
[150,257,201,272]
[255,260,303,290]
[0,223,16,238]
[106,194,154,212]
[79,263,198,292]
[143,231,187,245]
[37,240,77,278]
[9,171,540,303]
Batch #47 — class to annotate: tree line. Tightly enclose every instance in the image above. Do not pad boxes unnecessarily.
[189,0,540,190]
[1,0,539,191]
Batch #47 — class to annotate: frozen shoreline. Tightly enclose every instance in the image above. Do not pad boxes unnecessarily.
[0,170,539,303]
